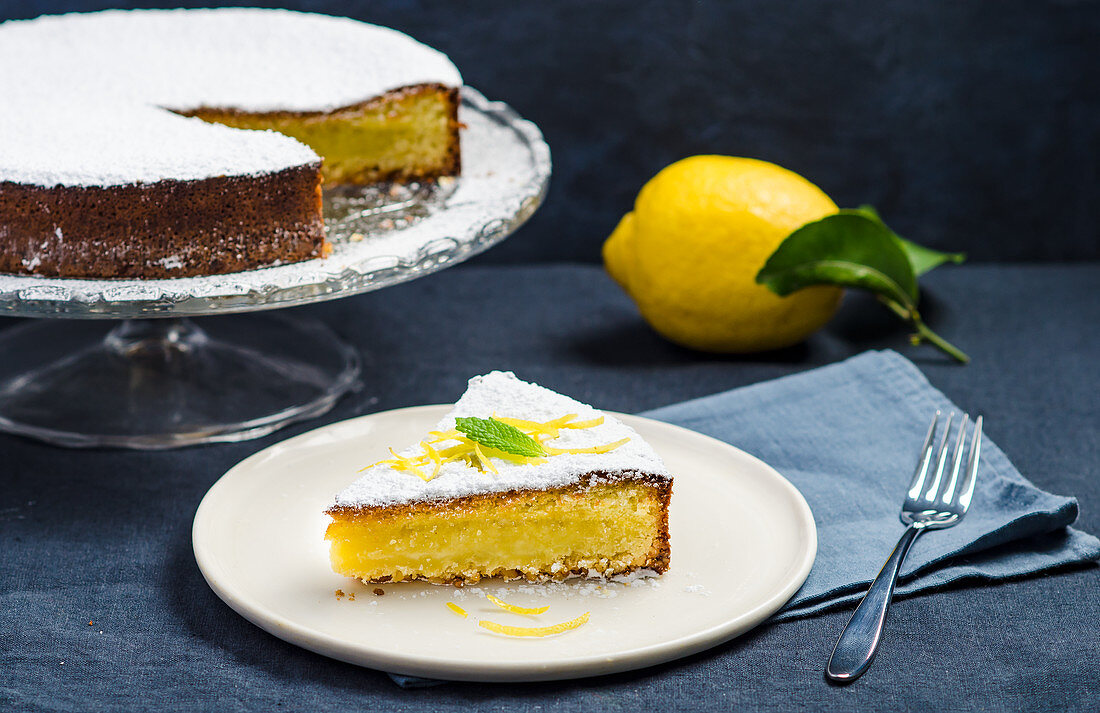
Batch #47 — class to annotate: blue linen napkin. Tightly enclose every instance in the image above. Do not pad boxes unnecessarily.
[645,349,1099,620]
[389,350,1098,686]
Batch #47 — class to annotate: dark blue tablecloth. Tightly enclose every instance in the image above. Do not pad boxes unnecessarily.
[1,263,1097,712]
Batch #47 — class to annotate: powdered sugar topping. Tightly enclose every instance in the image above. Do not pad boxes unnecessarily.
[334,372,669,507]
[1,104,319,187]
[0,8,462,187]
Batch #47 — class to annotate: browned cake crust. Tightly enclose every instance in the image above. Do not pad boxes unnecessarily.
[0,163,325,278]
[327,471,673,586]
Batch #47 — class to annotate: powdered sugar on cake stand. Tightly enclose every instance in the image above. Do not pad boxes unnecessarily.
[0,87,549,317]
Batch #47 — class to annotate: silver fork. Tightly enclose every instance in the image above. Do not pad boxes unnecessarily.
[826,411,983,683]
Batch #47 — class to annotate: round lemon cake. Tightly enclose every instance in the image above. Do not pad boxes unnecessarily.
[0,9,463,278]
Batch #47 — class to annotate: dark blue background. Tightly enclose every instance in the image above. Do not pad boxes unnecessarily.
[4,0,1098,264]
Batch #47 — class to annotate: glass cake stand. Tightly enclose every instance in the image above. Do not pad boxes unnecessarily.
[0,88,551,449]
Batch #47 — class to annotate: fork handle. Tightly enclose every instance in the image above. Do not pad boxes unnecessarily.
[826,523,925,682]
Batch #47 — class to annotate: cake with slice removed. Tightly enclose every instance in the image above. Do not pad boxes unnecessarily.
[325,372,672,585]
[0,9,462,278]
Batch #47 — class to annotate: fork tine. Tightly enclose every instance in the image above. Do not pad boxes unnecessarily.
[939,414,969,504]
[907,411,940,500]
[957,415,983,510]
[923,412,954,501]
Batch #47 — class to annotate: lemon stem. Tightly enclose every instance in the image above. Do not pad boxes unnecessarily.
[879,297,969,364]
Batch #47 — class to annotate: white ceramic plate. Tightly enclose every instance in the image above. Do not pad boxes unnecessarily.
[193,406,817,682]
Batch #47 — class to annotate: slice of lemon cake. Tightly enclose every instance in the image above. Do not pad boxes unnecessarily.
[325,372,672,585]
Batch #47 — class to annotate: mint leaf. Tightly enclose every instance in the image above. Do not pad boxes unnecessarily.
[455,416,545,457]
[755,210,969,363]
[854,205,966,276]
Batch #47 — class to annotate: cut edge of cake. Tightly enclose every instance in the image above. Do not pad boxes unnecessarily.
[184,83,462,186]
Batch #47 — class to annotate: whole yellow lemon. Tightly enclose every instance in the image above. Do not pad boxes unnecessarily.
[603,155,843,353]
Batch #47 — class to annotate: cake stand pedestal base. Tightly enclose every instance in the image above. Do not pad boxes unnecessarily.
[0,314,360,449]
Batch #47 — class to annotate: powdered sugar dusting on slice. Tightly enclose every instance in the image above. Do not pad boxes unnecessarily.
[333,372,669,508]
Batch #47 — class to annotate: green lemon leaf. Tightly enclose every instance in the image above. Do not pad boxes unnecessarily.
[756,211,919,308]
[755,208,970,364]
[455,416,545,458]
[897,239,967,277]
[853,205,966,276]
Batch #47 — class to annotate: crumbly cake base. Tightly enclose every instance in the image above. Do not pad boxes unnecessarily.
[0,163,325,278]
[326,473,672,586]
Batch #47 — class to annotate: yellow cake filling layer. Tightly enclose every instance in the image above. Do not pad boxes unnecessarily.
[326,482,666,584]
[190,88,456,185]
